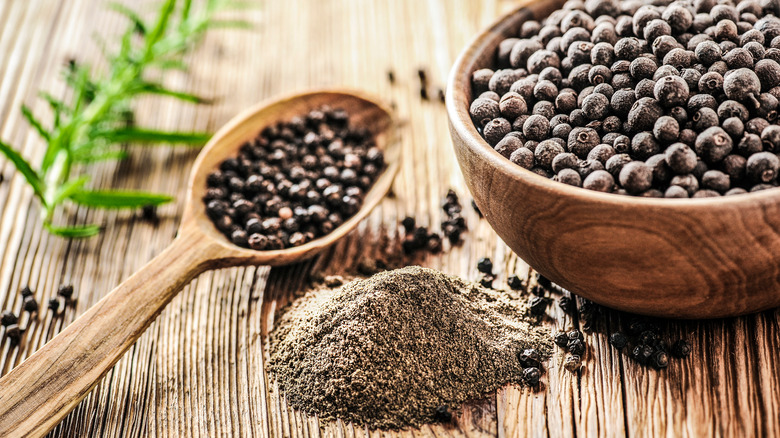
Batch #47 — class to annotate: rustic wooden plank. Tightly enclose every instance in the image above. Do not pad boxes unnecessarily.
[0,0,779,437]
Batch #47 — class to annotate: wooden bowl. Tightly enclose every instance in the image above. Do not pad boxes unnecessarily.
[446,0,780,318]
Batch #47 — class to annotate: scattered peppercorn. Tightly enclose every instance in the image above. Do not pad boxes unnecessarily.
[20,285,33,298]
[469,0,780,197]
[529,296,548,315]
[48,297,60,312]
[141,204,158,223]
[477,257,493,274]
[479,273,495,288]
[5,324,21,344]
[554,330,569,348]
[23,296,38,313]
[507,274,524,290]
[563,354,582,372]
[433,405,452,423]
[671,339,692,358]
[609,332,628,350]
[57,284,74,299]
[558,296,575,313]
[1,311,17,327]
[518,348,541,368]
[567,338,586,356]
[522,367,541,386]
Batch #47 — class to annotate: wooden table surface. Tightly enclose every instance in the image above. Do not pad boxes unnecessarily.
[1,0,779,436]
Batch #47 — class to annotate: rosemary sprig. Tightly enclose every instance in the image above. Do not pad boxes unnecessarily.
[0,0,251,237]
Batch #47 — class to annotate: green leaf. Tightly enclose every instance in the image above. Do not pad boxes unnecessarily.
[52,175,89,206]
[21,105,51,142]
[181,0,192,19]
[0,140,46,204]
[137,82,211,103]
[145,0,176,50]
[72,149,129,163]
[96,127,210,145]
[152,58,189,71]
[109,2,147,34]
[70,189,173,209]
[45,222,102,238]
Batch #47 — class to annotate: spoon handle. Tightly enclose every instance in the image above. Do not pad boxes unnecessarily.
[0,234,221,437]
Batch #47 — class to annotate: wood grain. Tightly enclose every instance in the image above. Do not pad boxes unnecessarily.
[0,0,778,437]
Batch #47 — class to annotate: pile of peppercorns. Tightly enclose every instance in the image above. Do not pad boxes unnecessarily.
[1,284,74,346]
[203,107,385,250]
[607,320,692,368]
[470,0,780,197]
[400,189,468,255]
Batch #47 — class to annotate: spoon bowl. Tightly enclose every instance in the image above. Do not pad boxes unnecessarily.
[0,89,399,437]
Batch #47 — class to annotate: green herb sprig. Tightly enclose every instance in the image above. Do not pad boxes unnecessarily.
[0,0,251,237]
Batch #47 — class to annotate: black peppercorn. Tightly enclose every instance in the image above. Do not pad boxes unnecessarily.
[433,405,452,423]
[567,339,586,356]
[469,98,500,127]
[20,285,33,298]
[746,152,780,183]
[507,274,523,290]
[761,125,780,151]
[57,284,74,299]
[558,296,575,313]
[671,339,692,358]
[653,116,680,143]
[401,216,416,231]
[23,296,38,313]
[518,348,541,368]
[619,161,653,194]
[652,350,669,369]
[522,366,541,386]
[523,115,551,142]
[1,311,17,327]
[48,297,60,312]
[627,98,664,133]
[563,354,582,372]
[529,296,548,315]
[609,332,628,350]
[723,68,761,107]
[476,257,493,274]
[695,127,733,163]
[654,75,689,108]
[499,92,528,120]
[587,144,616,164]
[701,170,730,193]
[510,148,535,169]
[568,127,600,159]
[479,273,495,288]
[582,170,615,192]
[554,330,569,348]
[670,174,700,196]
[5,324,21,344]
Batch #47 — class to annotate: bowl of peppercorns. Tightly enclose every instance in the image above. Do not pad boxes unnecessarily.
[447,0,780,318]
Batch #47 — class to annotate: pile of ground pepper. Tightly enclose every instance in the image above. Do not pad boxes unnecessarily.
[268,266,552,430]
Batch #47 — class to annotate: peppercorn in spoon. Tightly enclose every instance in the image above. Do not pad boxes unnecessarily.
[0,89,399,437]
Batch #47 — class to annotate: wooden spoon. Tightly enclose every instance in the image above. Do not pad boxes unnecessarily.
[0,90,399,437]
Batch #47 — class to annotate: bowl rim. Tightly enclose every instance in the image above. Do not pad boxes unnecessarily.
[445,3,780,211]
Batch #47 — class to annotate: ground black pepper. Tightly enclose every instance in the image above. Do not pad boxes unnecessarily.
[268,267,552,430]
